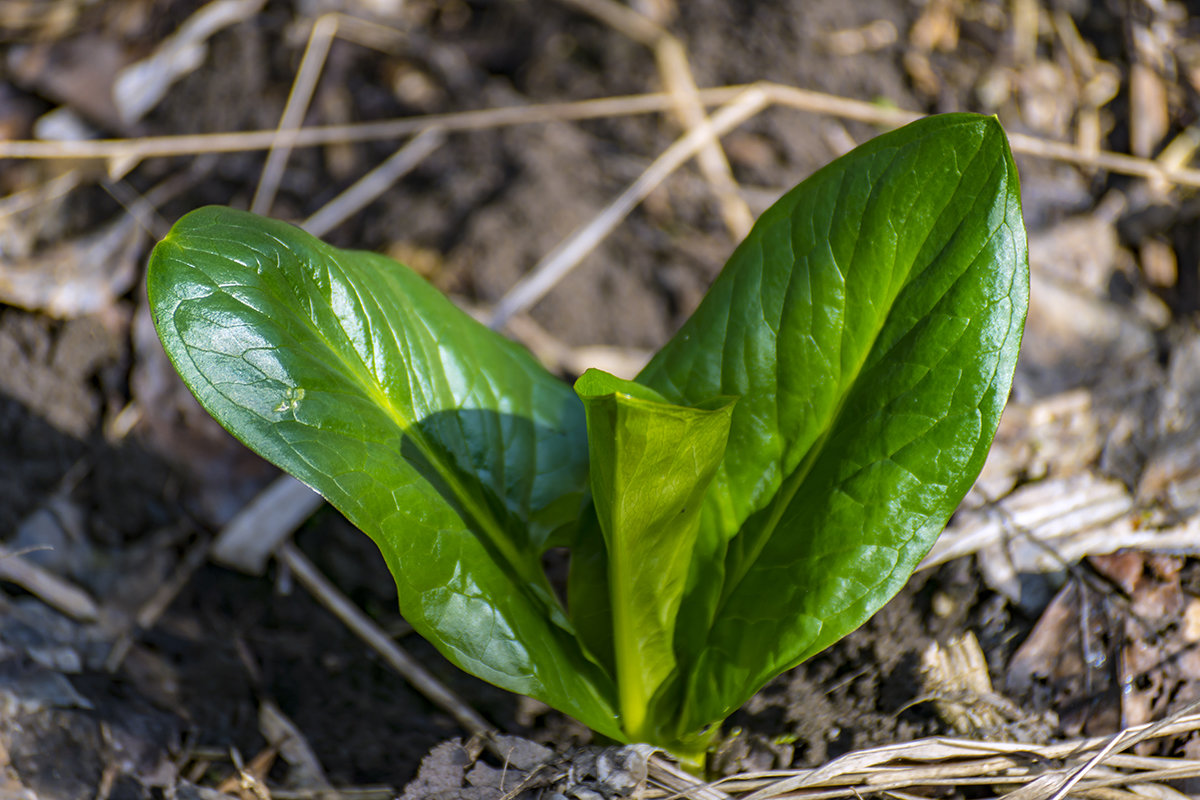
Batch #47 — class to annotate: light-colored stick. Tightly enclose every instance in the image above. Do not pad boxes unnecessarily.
[8,83,1200,189]
[553,0,664,44]
[251,13,339,215]
[554,0,752,238]
[0,169,82,218]
[1005,129,1200,185]
[0,89,738,159]
[301,128,445,237]
[486,86,770,329]
[1040,699,1200,800]
[0,547,98,622]
[656,36,754,239]
[726,708,1200,800]
[211,474,324,576]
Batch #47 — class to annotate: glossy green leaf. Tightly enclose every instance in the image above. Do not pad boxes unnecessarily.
[574,368,733,740]
[147,112,1027,761]
[147,206,621,740]
[636,113,1028,736]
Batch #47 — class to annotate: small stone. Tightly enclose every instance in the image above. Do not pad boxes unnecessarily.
[932,591,956,618]
[1183,598,1200,642]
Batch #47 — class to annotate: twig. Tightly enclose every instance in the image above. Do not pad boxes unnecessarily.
[0,89,736,159]
[500,310,651,378]
[486,86,770,328]
[0,169,82,218]
[655,36,754,239]
[756,83,920,128]
[1039,699,1200,800]
[251,13,338,215]
[210,474,324,576]
[0,547,98,621]
[707,711,1200,799]
[105,533,211,672]
[7,82,1200,190]
[648,749,733,800]
[553,0,664,44]
[1006,129,1200,187]
[301,128,445,237]
[554,0,753,238]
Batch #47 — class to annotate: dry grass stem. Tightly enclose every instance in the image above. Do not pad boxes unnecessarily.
[250,13,338,215]
[1005,131,1200,189]
[0,168,82,218]
[498,310,650,377]
[756,83,921,129]
[301,128,445,238]
[211,474,324,576]
[320,12,409,54]
[104,532,211,672]
[0,546,98,621]
[0,89,734,160]
[486,86,770,328]
[555,0,753,237]
[656,36,755,239]
[555,0,664,45]
[1038,700,1200,800]
[673,709,1200,800]
[4,82,1199,193]
[1160,125,1200,166]
[648,754,733,799]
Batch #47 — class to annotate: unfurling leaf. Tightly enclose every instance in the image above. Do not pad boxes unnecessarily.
[148,112,1028,763]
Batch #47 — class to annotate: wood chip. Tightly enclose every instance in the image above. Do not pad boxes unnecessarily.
[210,475,324,576]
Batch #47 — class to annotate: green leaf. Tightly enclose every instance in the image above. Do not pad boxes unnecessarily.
[147,206,621,740]
[636,113,1028,736]
[574,369,734,741]
[147,112,1027,760]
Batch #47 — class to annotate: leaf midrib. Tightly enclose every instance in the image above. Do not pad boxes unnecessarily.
[711,127,995,621]
[185,232,540,589]
[318,258,543,588]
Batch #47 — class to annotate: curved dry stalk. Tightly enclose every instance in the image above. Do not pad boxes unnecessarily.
[554,0,753,238]
[0,89,744,160]
[3,82,1199,194]
[0,546,98,621]
[301,128,445,238]
[250,13,339,215]
[485,86,770,329]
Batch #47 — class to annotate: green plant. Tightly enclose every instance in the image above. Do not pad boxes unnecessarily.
[148,113,1027,765]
